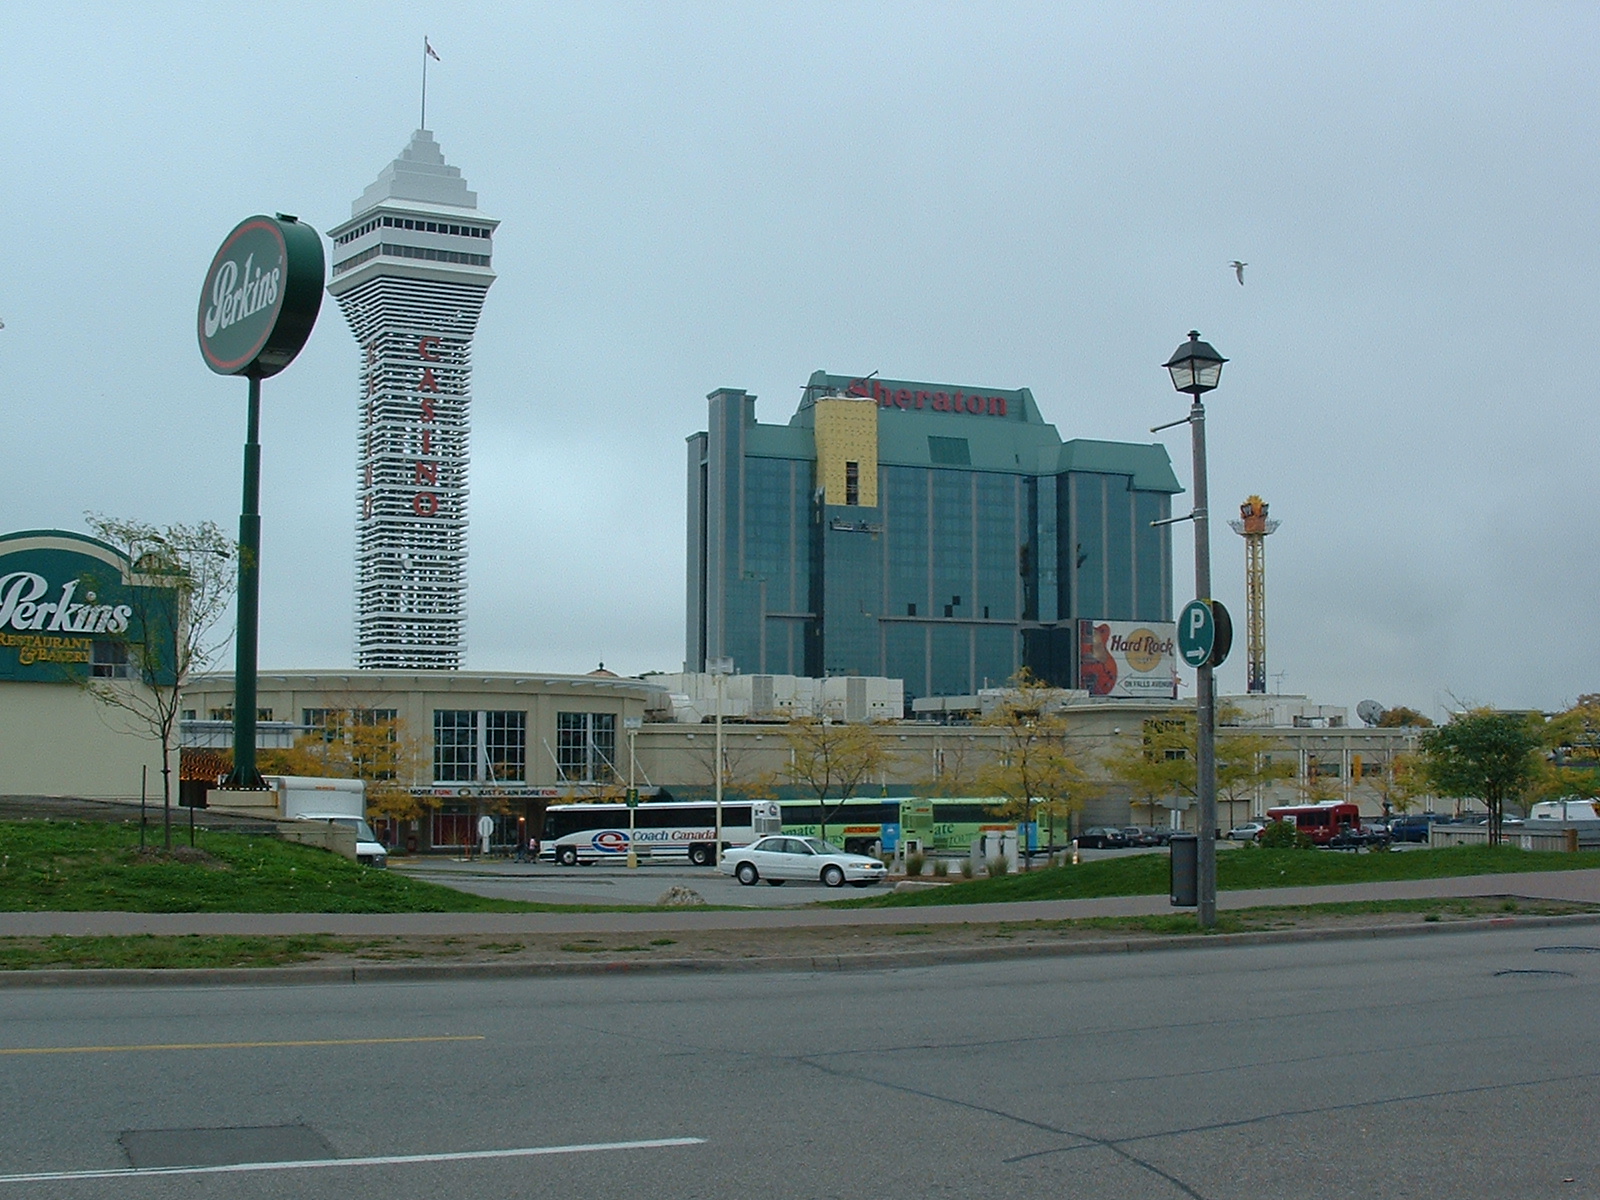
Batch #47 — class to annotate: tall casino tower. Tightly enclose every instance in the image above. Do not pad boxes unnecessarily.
[326,130,497,669]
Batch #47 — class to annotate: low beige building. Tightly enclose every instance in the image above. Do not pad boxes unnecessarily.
[182,668,1426,850]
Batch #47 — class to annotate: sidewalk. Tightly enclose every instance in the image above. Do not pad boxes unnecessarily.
[3,868,1599,938]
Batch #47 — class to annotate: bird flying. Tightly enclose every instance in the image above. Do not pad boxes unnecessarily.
[1230,261,1247,285]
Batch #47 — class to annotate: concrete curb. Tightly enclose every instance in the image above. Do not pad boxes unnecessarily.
[4,911,1599,990]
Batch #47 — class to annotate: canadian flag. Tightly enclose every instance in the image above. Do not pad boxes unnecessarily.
[425,38,441,61]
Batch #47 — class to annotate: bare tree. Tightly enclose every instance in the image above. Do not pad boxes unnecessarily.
[916,734,987,797]
[78,515,237,849]
[780,717,892,844]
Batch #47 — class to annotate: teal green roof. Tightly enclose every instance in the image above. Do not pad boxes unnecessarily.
[875,406,1065,474]
[1056,440,1183,492]
[745,424,814,459]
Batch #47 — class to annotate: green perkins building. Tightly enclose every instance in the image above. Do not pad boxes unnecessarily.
[0,529,181,799]
[686,371,1182,699]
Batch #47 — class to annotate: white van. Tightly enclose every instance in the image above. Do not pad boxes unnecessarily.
[294,813,389,868]
[262,776,386,867]
[1528,798,1600,824]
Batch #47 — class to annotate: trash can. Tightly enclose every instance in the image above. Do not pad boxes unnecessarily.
[1169,833,1198,907]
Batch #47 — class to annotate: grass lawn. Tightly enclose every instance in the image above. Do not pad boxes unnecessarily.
[0,820,657,914]
[834,844,1600,908]
[0,933,356,970]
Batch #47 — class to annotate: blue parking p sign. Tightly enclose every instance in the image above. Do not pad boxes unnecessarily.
[1178,599,1215,667]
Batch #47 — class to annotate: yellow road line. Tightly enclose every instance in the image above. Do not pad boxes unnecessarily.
[0,1035,484,1056]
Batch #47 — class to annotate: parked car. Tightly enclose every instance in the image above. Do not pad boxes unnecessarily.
[1121,826,1164,847]
[1075,827,1128,849]
[1388,813,1451,843]
[719,835,887,888]
[1226,822,1267,842]
[1328,825,1390,850]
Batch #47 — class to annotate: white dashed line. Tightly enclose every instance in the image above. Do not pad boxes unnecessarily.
[0,1136,706,1183]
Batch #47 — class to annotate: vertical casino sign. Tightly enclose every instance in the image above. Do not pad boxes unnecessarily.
[197,214,324,790]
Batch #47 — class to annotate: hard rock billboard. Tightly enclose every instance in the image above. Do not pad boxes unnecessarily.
[1077,619,1178,699]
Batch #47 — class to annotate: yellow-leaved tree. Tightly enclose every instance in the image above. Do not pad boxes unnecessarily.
[975,672,1093,868]
[1103,707,1290,832]
[275,709,432,826]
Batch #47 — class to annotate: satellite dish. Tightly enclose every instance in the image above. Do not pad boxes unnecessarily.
[1357,700,1387,727]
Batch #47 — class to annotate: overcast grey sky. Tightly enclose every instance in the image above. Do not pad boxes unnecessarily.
[4,3,1596,718]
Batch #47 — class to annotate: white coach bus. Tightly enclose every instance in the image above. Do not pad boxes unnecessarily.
[541,800,783,866]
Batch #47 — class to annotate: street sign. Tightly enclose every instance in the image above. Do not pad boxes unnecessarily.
[476,815,495,838]
[626,788,639,809]
[1177,599,1214,667]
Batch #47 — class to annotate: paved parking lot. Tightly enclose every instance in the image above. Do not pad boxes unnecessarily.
[391,857,876,907]
[393,842,1273,907]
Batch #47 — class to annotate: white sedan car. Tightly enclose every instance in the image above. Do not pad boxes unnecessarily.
[720,836,888,888]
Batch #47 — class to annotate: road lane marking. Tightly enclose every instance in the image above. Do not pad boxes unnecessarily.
[0,1137,706,1183]
[0,1035,484,1056]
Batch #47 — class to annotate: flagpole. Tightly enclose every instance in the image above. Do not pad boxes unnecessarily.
[421,36,428,129]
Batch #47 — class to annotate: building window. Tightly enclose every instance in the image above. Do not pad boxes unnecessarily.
[207,706,271,721]
[90,641,133,678]
[431,710,527,783]
[303,708,339,741]
[304,709,401,778]
[907,603,917,617]
[484,711,527,783]
[433,710,477,782]
[352,710,400,780]
[844,461,860,506]
[556,712,617,783]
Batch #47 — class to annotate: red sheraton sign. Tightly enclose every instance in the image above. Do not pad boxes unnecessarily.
[845,377,1008,417]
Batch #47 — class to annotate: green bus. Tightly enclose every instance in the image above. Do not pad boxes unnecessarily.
[779,797,1017,855]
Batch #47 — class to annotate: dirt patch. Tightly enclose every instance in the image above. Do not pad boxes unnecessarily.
[137,846,231,870]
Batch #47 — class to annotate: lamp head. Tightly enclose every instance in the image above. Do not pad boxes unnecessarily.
[1164,330,1227,396]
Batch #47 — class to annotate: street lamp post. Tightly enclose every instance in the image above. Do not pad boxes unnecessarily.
[625,716,642,869]
[1160,331,1228,928]
[709,656,734,863]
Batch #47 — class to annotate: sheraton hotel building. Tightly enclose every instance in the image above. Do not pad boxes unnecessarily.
[687,371,1182,699]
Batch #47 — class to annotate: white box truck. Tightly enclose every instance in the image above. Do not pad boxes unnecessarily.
[265,776,388,867]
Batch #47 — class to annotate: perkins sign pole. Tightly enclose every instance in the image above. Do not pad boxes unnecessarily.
[198,214,323,790]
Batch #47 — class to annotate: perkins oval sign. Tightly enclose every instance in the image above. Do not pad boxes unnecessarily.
[197,214,324,377]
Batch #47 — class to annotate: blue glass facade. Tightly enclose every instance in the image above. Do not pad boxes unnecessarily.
[687,373,1181,698]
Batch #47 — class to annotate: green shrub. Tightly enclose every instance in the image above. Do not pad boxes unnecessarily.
[905,852,926,877]
[959,858,975,879]
[987,855,1010,877]
[931,858,949,877]
[1258,820,1311,850]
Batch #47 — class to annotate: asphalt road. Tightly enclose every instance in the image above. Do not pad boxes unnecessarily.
[2,924,1598,1198]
